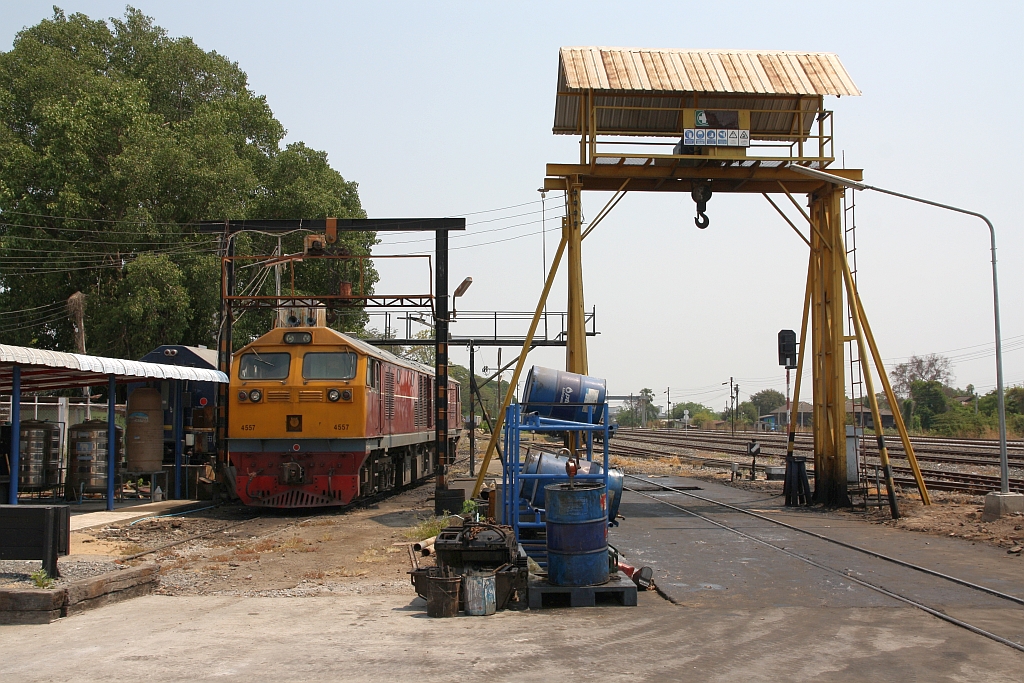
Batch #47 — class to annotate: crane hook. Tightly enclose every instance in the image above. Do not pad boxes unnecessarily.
[691,181,713,229]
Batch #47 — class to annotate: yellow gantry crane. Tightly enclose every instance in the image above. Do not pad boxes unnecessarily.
[472,48,928,515]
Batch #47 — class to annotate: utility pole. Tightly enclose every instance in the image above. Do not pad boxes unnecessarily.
[729,377,735,436]
[786,368,791,431]
[665,387,671,425]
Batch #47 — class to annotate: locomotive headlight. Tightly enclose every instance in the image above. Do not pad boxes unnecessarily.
[341,389,353,401]
[237,390,248,402]
[248,389,263,403]
[327,389,341,402]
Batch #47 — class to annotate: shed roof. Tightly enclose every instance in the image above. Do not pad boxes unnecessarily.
[0,344,229,393]
[554,47,859,139]
[558,47,860,96]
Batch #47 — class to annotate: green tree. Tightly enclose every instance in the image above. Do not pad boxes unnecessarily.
[671,401,712,420]
[0,7,373,355]
[909,380,947,430]
[749,389,785,417]
[890,354,953,399]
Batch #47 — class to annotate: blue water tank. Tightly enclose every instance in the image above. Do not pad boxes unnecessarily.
[522,366,606,425]
[520,450,623,523]
[545,483,609,586]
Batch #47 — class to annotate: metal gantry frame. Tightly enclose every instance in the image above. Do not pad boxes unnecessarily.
[196,217,465,494]
[472,48,934,514]
[502,402,610,564]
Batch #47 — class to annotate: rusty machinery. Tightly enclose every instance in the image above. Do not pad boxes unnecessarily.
[472,48,931,516]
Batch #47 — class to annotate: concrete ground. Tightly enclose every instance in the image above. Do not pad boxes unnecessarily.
[2,475,1023,682]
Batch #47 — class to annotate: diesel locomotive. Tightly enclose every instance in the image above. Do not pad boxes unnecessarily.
[228,322,461,508]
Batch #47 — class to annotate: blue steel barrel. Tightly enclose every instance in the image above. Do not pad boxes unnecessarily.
[521,450,623,522]
[545,483,609,586]
[522,366,607,424]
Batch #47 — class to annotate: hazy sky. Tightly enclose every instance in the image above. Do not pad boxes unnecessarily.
[3,1,1022,411]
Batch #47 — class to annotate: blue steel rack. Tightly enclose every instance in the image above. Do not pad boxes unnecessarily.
[502,402,610,565]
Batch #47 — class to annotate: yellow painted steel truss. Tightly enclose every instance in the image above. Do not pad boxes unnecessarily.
[471,93,928,514]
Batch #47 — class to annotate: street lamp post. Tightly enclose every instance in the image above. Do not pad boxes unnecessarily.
[789,165,1019,517]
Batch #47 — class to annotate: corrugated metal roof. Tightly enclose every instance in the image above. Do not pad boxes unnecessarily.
[558,47,860,96]
[0,344,228,393]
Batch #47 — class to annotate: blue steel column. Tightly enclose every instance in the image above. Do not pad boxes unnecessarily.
[106,374,116,511]
[8,365,20,505]
[173,379,183,499]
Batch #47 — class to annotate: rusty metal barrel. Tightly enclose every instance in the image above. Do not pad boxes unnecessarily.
[544,482,609,586]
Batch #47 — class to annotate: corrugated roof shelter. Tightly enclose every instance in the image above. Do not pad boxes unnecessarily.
[554,47,860,140]
[1,344,228,510]
[0,344,228,393]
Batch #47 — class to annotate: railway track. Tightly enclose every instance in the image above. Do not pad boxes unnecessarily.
[614,428,1024,468]
[608,437,1024,496]
[621,473,1024,654]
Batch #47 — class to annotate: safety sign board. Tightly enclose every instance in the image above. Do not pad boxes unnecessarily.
[682,129,751,148]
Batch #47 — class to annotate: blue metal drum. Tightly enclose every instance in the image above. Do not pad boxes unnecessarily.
[545,483,609,586]
[521,450,623,522]
[522,366,607,424]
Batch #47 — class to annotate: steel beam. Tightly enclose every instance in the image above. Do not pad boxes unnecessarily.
[8,365,19,505]
[565,176,588,375]
[809,186,848,506]
[197,218,466,233]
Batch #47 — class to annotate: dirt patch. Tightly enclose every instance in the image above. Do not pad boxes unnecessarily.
[66,483,444,598]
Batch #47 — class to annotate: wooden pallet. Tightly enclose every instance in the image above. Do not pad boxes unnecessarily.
[527,572,637,609]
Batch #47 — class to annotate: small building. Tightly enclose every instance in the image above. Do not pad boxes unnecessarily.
[845,400,895,429]
[769,401,814,428]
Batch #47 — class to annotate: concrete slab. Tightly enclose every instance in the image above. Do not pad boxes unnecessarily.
[68,500,209,531]
[0,594,1021,682]
[609,475,1024,650]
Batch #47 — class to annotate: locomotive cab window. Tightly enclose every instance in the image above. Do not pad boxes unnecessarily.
[303,352,358,380]
[367,359,379,389]
[238,352,290,380]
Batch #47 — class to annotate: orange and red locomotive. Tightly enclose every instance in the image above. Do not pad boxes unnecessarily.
[228,323,460,507]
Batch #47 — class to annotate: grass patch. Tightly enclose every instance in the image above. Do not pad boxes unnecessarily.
[246,539,279,553]
[282,536,306,549]
[318,533,333,543]
[298,518,335,527]
[120,543,147,556]
[302,568,326,580]
[403,514,450,541]
[356,547,388,563]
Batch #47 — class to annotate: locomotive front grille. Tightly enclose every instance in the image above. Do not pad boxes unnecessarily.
[299,390,324,402]
[266,390,291,402]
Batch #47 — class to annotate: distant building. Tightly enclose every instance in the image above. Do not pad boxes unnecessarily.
[765,400,894,430]
[768,401,813,428]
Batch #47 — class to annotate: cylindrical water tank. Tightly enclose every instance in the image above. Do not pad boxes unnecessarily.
[545,482,609,586]
[17,420,50,489]
[67,420,124,494]
[522,366,607,424]
[520,449,623,522]
[126,388,164,472]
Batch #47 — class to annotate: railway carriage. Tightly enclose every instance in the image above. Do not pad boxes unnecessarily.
[228,324,461,508]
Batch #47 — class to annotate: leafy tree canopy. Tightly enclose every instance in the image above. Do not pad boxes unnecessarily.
[890,354,953,400]
[0,7,373,357]
[749,389,786,417]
